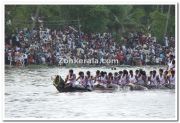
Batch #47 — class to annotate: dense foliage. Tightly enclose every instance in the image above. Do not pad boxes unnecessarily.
[5,5,175,43]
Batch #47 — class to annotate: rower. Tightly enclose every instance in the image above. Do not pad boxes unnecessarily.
[157,69,166,86]
[76,71,86,88]
[119,70,128,86]
[135,70,139,80]
[94,70,101,84]
[164,70,169,84]
[167,55,174,71]
[136,70,146,86]
[104,72,108,79]
[142,71,148,85]
[107,72,113,85]
[171,60,175,71]
[85,71,94,89]
[150,70,159,87]
[118,71,123,83]
[168,70,175,88]
[148,71,153,85]
[100,71,107,87]
[107,72,119,89]
[64,69,76,87]
[128,70,137,84]
[113,72,119,85]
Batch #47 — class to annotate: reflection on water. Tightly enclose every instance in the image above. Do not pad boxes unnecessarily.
[5,66,175,120]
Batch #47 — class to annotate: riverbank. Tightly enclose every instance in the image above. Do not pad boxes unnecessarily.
[5,64,167,70]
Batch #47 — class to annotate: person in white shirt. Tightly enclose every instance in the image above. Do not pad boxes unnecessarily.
[85,71,94,90]
[128,70,137,84]
[23,53,28,66]
[149,70,159,88]
[168,70,175,89]
[157,69,166,85]
[167,55,175,71]
[64,69,76,87]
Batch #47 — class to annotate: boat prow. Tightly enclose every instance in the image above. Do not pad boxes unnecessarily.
[53,75,91,93]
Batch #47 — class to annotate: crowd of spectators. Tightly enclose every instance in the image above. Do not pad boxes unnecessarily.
[5,26,175,67]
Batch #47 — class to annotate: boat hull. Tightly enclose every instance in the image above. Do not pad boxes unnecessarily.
[55,85,91,92]
[52,76,174,92]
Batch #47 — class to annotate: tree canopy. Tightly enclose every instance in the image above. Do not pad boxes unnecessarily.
[5,5,175,43]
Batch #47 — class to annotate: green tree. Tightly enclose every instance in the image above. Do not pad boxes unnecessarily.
[5,5,175,43]
[150,10,167,43]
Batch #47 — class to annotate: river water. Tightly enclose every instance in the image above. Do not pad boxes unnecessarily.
[5,66,176,120]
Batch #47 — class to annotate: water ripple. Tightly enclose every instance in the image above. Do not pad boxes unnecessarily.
[5,67,175,120]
